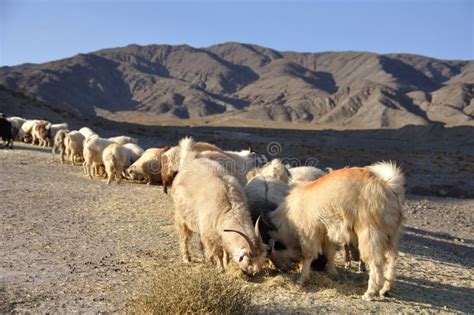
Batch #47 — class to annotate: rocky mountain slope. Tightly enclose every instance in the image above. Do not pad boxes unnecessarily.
[1,43,473,128]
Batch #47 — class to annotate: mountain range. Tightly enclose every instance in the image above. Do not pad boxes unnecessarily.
[1,42,473,128]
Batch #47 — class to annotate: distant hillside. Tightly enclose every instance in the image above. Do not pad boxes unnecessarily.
[1,43,473,128]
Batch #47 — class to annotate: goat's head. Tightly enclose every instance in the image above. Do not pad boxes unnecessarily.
[259,210,300,271]
[223,217,270,276]
[126,164,139,180]
[160,148,178,194]
[267,237,300,272]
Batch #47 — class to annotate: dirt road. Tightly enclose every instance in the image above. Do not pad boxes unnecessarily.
[1,144,473,313]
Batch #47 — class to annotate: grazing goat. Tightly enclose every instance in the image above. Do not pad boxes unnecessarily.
[244,172,336,272]
[127,147,169,184]
[31,122,51,147]
[52,129,69,162]
[19,120,50,143]
[49,123,69,143]
[171,137,269,275]
[266,162,405,300]
[64,131,85,165]
[161,141,223,193]
[83,137,114,178]
[102,143,128,184]
[108,136,138,145]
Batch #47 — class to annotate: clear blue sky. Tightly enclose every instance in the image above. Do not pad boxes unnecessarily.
[1,0,473,66]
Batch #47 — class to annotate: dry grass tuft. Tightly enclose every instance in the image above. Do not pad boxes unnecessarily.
[132,264,251,314]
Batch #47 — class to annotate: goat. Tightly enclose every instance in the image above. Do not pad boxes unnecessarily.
[102,143,129,184]
[52,129,69,162]
[31,122,51,147]
[64,131,85,165]
[266,162,405,300]
[83,137,114,178]
[171,137,269,275]
[49,123,69,143]
[127,147,169,184]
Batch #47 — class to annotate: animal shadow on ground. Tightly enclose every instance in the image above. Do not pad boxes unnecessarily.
[393,275,474,312]
[11,144,51,153]
[401,227,474,268]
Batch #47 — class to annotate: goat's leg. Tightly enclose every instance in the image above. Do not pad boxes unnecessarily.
[379,250,397,297]
[298,257,313,285]
[323,241,338,276]
[344,244,352,269]
[359,229,386,300]
[176,221,192,263]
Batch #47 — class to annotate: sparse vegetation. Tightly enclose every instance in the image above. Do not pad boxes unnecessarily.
[132,265,251,314]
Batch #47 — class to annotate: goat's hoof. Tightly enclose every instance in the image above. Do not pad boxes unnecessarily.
[344,262,351,269]
[362,293,377,301]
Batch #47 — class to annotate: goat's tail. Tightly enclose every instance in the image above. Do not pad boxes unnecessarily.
[367,161,405,203]
[178,136,196,171]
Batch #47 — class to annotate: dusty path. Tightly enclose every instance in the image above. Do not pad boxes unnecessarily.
[1,144,473,313]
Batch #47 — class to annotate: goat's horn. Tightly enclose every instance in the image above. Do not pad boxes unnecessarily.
[223,229,254,250]
[255,216,262,243]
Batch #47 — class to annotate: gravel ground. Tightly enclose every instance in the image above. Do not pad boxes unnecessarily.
[0,144,473,313]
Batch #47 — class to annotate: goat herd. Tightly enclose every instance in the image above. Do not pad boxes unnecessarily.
[1,114,406,301]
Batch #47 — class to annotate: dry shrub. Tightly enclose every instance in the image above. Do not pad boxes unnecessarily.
[132,265,251,314]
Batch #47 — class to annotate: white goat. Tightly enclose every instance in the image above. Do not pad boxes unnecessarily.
[171,137,269,275]
[52,129,69,163]
[102,143,128,184]
[64,131,85,165]
[127,147,169,184]
[31,121,51,147]
[83,137,114,178]
[266,162,405,300]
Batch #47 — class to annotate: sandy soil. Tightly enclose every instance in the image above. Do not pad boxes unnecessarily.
[1,144,473,313]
